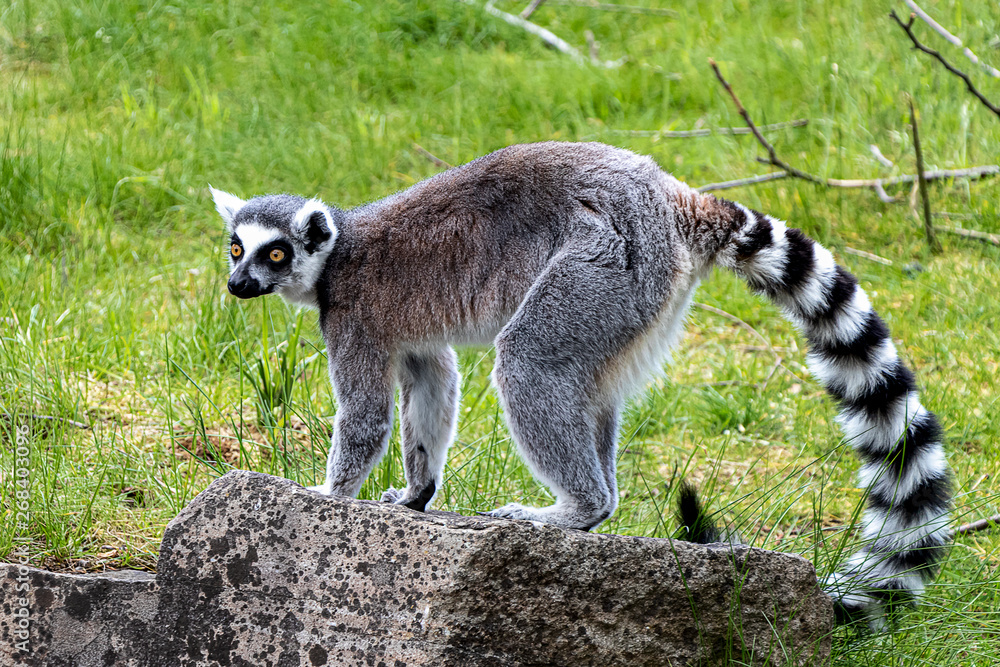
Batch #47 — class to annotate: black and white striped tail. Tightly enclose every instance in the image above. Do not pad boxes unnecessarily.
[716,203,951,622]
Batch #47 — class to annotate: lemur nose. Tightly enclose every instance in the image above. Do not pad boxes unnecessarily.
[228,274,257,298]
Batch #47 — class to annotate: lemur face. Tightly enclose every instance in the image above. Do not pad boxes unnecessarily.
[211,189,338,304]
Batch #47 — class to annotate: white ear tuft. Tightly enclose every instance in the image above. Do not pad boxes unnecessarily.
[210,186,246,229]
[292,199,338,252]
[292,199,332,232]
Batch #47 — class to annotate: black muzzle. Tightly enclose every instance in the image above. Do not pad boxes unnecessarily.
[228,272,265,299]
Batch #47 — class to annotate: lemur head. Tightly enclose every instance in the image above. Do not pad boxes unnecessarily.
[211,188,339,306]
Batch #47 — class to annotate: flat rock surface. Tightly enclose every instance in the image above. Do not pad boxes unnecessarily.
[1,470,832,666]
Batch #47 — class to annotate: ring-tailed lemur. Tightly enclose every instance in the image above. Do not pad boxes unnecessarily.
[212,141,950,622]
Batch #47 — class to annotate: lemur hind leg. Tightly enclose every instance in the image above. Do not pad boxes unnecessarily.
[489,353,613,530]
[381,346,460,511]
[486,243,669,531]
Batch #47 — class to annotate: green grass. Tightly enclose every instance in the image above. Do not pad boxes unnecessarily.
[2,0,999,662]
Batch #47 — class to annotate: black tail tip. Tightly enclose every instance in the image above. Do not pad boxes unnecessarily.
[676,481,721,544]
[832,598,868,627]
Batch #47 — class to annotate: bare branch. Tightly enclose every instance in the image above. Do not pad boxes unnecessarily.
[700,163,998,196]
[870,144,895,168]
[844,247,894,266]
[546,0,677,16]
[904,0,1000,78]
[952,513,1000,537]
[933,211,977,221]
[709,60,826,185]
[693,302,774,351]
[478,0,626,68]
[696,171,789,193]
[936,225,1000,246]
[908,179,920,217]
[890,10,1000,119]
[750,159,1000,188]
[520,0,546,19]
[692,302,809,385]
[874,181,897,203]
[910,98,941,253]
[584,30,599,64]
[615,118,808,139]
[413,143,452,169]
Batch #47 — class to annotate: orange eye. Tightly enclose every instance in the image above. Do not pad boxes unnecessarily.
[231,243,242,258]
[269,248,285,262]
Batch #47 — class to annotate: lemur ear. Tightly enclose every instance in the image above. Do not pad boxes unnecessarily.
[210,186,246,230]
[292,199,337,253]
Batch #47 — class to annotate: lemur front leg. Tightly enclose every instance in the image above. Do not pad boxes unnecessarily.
[308,350,395,498]
[381,347,460,512]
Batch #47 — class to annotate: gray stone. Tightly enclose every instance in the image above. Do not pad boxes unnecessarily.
[1,470,832,666]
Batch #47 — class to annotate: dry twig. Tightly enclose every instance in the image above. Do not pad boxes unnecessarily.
[692,302,808,385]
[874,182,896,203]
[479,0,626,68]
[890,10,1000,119]
[698,164,999,195]
[584,29,599,64]
[952,513,1000,537]
[693,302,775,351]
[909,98,941,253]
[708,59,825,185]
[748,160,1000,190]
[870,144,895,168]
[520,0,547,19]
[413,143,452,169]
[616,118,808,139]
[696,171,789,193]
[844,247,894,266]
[936,225,1000,246]
[547,0,677,16]
[904,0,1000,78]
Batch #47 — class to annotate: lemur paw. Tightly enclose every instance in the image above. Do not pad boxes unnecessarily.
[306,483,331,495]
[482,502,542,522]
[381,480,437,512]
[381,487,407,503]
[481,502,611,531]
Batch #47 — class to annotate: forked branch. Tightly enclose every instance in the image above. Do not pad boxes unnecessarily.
[708,59,824,185]
[479,0,626,68]
[747,159,1000,190]
[890,10,1000,119]
[706,58,999,196]
[904,0,1000,78]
